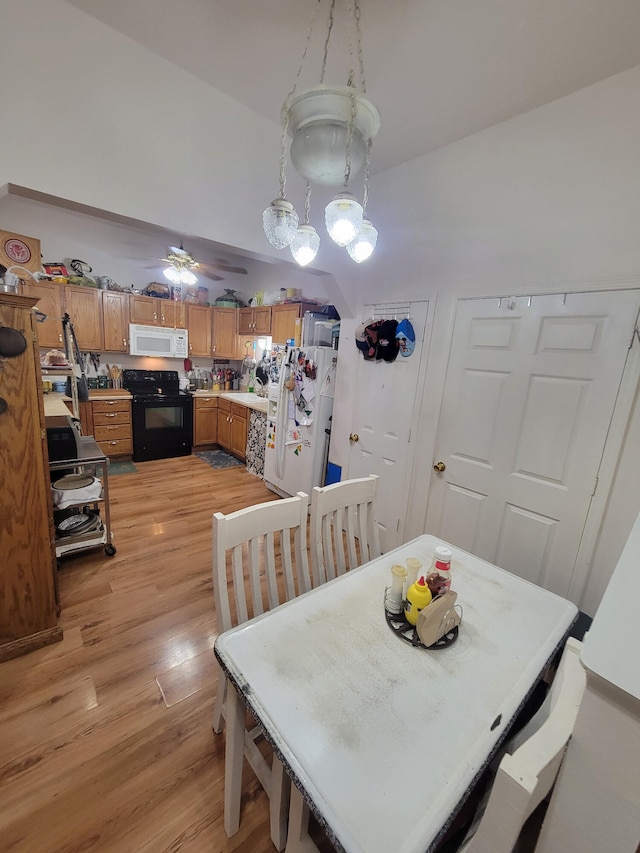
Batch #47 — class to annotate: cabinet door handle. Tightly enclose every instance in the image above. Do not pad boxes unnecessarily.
[153,313,157,321]
[106,413,116,418]
[161,314,165,324]
[106,401,116,406]
[123,338,127,347]
[109,441,118,445]
[212,345,216,353]
[58,333,63,343]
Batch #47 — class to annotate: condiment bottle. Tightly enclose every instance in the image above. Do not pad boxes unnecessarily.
[405,557,422,598]
[426,546,452,597]
[404,575,433,626]
[385,565,407,615]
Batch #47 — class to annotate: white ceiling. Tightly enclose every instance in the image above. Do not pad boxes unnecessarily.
[68,0,640,173]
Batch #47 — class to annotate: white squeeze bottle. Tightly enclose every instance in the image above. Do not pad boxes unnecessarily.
[405,557,422,598]
[427,546,452,597]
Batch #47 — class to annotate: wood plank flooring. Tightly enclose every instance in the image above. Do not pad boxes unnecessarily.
[0,456,284,853]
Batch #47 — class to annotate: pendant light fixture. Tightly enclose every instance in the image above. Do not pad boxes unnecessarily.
[290,182,320,266]
[262,0,380,265]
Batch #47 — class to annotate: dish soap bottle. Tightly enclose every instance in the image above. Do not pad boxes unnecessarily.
[404,574,433,626]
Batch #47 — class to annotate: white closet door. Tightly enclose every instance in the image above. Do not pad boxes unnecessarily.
[425,290,640,596]
[348,302,430,552]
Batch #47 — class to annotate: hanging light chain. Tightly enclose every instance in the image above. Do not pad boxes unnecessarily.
[353,0,367,93]
[320,0,337,84]
[362,137,372,215]
[287,0,323,101]
[344,88,357,187]
[304,182,312,225]
[278,107,290,199]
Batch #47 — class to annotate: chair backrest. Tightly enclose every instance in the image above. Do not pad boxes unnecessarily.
[461,637,587,853]
[212,492,311,633]
[310,474,381,587]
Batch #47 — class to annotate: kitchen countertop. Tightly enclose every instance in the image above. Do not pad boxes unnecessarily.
[191,390,268,414]
[43,390,133,419]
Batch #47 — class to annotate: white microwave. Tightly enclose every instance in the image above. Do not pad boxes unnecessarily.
[129,324,188,358]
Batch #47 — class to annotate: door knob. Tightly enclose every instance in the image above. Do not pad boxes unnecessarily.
[433,461,446,472]
[349,433,359,443]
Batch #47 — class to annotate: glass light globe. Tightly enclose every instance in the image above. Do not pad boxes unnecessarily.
[163,266,181,284]
[180,268,198,285]
[325,192,363,247]
[263,199,299,249]
[290,224,320,266]
[346,219,378,263]
[290,121,366,186]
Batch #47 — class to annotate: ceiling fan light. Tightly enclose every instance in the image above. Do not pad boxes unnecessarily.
[290,224,320,267]
[180,268,198,285]
[346,219,378,263]
[163,266,181,284]
[325,192,363,247]
[263,199,299,249]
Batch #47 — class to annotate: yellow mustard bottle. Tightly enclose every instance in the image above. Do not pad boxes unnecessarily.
[404,575,433,626]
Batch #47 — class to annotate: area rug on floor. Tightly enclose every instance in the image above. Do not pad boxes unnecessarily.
[195,450,243,470]
[107,460,138,475]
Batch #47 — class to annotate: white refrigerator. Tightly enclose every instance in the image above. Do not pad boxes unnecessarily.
[264,346,337,499]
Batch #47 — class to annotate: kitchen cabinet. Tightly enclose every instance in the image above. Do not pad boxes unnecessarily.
[212,307,238,357]
[65,284,103,351]
[239,306,271,336]
[102,290,130,352]
[271,302,317,346]
[216,398,248,460]
[230,402,248,460]
[129,294,186,328]
[193,396,218,447]
[22,280,65,348]
[0,293,62,662]
[188,304,212,357]
[217,398,232,450]
[91,399,132,458]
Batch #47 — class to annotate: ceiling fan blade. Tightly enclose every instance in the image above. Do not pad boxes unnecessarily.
[201,270,225,282]
[210,259,248,274]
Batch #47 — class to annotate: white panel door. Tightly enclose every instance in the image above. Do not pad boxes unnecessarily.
[348,301,429,552]
[425,291,640,596]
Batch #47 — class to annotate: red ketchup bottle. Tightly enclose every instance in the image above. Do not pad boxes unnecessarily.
[427,546,452,598]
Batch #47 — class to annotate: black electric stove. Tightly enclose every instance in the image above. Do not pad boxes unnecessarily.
[123,370,192,462]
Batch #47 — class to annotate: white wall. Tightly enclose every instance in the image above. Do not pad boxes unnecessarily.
[4,0,640,613]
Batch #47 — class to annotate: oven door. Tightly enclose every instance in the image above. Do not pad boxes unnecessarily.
[131,397,193,461]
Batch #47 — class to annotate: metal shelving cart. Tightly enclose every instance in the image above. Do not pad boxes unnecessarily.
[50,436,117,558]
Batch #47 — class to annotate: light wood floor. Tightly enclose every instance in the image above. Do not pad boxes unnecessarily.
[0,456,288,853]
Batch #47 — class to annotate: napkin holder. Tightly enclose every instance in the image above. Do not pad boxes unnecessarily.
[416,591,461,648]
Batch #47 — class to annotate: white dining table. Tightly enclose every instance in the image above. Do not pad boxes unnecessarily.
[214,534,577,853]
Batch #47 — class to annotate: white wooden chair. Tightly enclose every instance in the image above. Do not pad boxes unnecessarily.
[309,474,381,587]
[212,492,311,851]
[459,637,587,853]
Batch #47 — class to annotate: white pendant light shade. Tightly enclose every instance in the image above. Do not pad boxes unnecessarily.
[290,224,320,266]
[180,268,198,285]
[263,199,299,249]
[291,122,366,186]
[325,192,364,247]
[346,219,378,263]
[163,266,181,284]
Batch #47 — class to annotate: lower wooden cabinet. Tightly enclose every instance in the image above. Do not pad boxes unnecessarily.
[230,403,248,459]
[92,400,132,457]
[216,398,248,460]
[193,396,218,447]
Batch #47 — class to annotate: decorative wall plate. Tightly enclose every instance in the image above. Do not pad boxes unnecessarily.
[4,238,32,265]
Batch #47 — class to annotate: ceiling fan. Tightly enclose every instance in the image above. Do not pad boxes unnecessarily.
[145,244,249,282]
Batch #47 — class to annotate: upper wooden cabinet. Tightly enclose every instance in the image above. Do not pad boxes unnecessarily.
[129,294,186,328]
[187,304,212,357]
[239,306,271,336]
[212,307,239,358]
[271,302,318,347]
[102,291,130,352]
[22,280,65,349]
[64,284,103,351]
